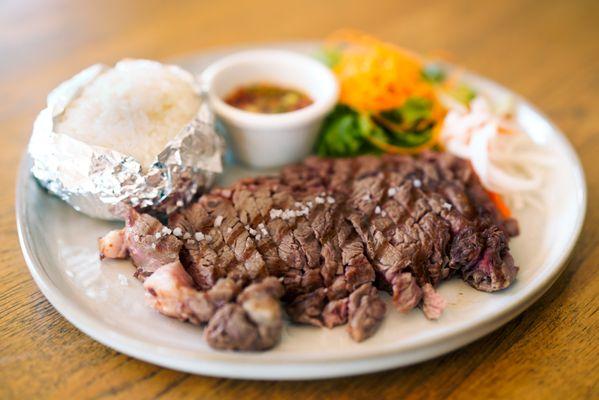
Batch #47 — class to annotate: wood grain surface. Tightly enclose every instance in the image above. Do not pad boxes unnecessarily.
[1,0,598,398]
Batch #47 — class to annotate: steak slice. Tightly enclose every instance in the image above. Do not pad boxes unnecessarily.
[168,203,230,290]
[347,283,386,342]
[322,298,349,328]
[421,283,446,320]
[125,211,182,280]
[204,277,284,351]
[462,226,517,291]
[285,288,327,326]
[143,261,239,324]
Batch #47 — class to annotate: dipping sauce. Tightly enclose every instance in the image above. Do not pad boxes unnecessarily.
[224,83,313,114]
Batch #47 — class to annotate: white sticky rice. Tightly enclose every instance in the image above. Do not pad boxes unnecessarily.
[55,59,201,167]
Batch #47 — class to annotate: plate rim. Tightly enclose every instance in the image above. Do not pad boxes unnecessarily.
[16,42,588,379]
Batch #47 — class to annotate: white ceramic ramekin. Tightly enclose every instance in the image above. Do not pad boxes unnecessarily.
[201,49,339,168]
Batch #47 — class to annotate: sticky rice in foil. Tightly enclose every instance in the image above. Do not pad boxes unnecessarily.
[29,59,224,220]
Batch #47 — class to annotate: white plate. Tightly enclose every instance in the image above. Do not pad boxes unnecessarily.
[17,43,587,380]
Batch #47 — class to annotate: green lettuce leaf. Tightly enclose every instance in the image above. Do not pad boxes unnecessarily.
[316,105,377,157]
[378,97,432,127]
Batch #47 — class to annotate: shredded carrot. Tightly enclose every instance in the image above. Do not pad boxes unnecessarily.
[486,190,512,218]
[321,30,448,154]
[325,30,441,114]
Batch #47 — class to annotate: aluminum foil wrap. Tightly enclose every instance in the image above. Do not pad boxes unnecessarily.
[29,62,224,220]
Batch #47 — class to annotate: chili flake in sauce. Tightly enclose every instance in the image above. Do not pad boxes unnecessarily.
[224,83,313,114]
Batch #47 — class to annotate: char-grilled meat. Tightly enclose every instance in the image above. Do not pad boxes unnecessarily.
[100,152,519,351]
[204,277,284,351]
[125,211,182,280]
[143,261,239,324]
[347,283,386,342]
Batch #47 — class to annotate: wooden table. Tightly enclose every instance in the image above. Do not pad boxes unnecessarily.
[1,0,597,398]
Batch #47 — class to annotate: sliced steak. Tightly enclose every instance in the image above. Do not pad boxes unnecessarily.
[101,152,519,351]
[286,153,518,312]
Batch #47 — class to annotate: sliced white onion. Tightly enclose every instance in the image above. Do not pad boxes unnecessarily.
[440,96,549,210]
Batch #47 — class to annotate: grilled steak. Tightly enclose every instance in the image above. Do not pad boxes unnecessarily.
[100,152,519,351]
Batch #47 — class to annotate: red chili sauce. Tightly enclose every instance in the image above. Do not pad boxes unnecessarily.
[224,83,313,114]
